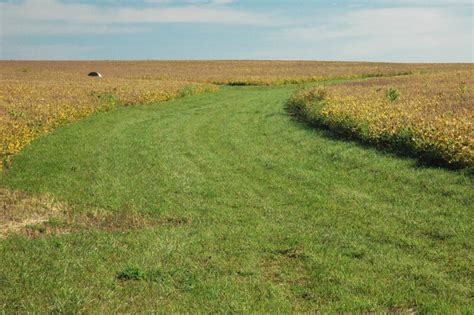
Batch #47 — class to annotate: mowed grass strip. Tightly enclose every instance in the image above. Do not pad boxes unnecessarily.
[1,84,473,313]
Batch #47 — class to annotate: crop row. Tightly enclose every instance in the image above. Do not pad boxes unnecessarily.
[0,78,217,170]
[286,71,473,168]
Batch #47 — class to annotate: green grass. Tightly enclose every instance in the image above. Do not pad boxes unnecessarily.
[1,84,473,313]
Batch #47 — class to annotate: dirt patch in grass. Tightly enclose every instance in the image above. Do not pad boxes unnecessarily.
[158,216,189,226]
[386,306,417,314]
[1,187,189,238]
[273,247,307,259]
[0,187,69,237]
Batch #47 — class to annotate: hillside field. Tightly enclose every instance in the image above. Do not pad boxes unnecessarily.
[1,61,473,313]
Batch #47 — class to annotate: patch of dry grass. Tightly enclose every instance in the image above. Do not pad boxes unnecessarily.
[1,187,190,238]
[0,187,68,237]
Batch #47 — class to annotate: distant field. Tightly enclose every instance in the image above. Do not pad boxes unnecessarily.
[1,61,473,313]
[1,60,470,84]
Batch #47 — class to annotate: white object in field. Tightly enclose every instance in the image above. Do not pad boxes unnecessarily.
[88,72,102,77]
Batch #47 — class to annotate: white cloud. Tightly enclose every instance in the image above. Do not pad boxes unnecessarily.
[1,0,269,36]
[283,8,462,40]
[111,6,261,24]
[1,43,97,60]
[1,1,471,61]
[369,0,472,6]
[276,7,472,62]
[145,0,236,4]
[209,0,235,5]
[4,22,149,36]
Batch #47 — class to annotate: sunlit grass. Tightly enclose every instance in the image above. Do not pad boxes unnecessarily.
[1,84,472,313]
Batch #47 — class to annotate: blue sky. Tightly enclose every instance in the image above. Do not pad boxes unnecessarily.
[1,0,472,61]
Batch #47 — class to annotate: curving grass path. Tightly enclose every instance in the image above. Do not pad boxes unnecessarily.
[1,84,473,313]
